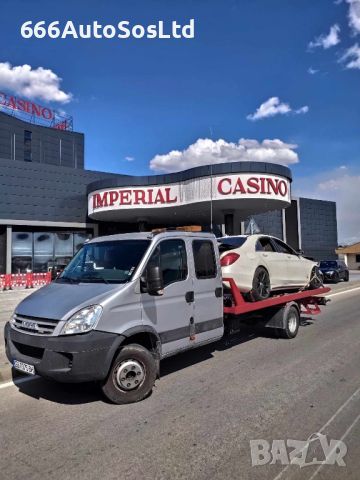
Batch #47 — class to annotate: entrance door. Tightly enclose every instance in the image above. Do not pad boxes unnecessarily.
[140,238,194,357]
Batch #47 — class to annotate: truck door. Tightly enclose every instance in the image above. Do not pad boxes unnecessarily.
[141,238,194,357]
[191,239,224,345]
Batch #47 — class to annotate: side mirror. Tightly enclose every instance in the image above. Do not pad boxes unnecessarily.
[146,265,164,296]
[296,249,304,256]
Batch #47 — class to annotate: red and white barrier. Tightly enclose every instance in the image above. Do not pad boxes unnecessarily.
[0,272,52,291]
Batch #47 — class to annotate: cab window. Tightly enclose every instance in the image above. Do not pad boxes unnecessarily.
[192,240,217,279]
[147,239,188,288]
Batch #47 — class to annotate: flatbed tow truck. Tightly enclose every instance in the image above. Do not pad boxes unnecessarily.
[4,230,330,404]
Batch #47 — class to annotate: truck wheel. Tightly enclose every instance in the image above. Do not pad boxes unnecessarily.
[101,344,157,404]
[278,305,300,339]
[250,267,271,301]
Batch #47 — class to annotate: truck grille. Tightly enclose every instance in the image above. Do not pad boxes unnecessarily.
[12,314,59,336]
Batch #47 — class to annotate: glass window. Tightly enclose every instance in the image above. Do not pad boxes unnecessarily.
[33,232,54,273]
[218,236,247,253]
[59,240,150,284]
[192,240,217,279]
[148,240,187,288]
[272,239,296,255]
[256,237,276,252]
[12,232,33,273]
[356,255,360,263]
[24,130,32,162]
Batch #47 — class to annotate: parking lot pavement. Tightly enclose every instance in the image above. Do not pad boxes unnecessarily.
[0,280,359,479]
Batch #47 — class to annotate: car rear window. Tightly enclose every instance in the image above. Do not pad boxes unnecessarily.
[218,237,247,253]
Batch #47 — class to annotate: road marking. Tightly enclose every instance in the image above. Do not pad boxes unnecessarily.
[307,412,360,480]
[0,375,40,390]
[326,286,360,298]
[272,386,360,480]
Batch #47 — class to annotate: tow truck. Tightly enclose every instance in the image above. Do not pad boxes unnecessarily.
[4,229,330,404]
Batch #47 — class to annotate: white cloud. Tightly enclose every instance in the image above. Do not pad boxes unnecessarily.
[339,43,360,68]
[124,156,135,162]
[346,0,360,35]
[308,24,341,49]
[308,67,319,74]
[294,167,360,243]
[0,62,72,103]
[247,97,309,121]
[149,138,299,173]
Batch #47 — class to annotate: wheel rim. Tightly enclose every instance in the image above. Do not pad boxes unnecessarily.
[288,313,298,334]
[256,271,270,297]
[115,359,146,391]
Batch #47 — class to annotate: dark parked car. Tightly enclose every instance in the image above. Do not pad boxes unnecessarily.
[319,260,349,283]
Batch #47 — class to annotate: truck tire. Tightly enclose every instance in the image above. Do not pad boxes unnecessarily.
[278,305,300,339]
[101,344,157,404]
[250,267,271,301]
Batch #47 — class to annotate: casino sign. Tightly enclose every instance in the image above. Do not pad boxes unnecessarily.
[87,162,292,225]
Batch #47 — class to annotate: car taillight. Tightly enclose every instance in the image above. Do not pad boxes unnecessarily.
[220,252,240,266]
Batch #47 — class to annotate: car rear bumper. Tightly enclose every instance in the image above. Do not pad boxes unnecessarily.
[4,322,124,383]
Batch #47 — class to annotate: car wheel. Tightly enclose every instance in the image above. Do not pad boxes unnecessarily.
[250,267,271,301]
[333,272,340,284]
[101,344,157,404]
[344,271,349,282]
[309,267,323,290]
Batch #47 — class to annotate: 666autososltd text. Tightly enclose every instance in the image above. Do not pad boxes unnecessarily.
[20,19,195,40]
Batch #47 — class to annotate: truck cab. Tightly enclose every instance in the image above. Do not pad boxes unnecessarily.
[5,231,224,404]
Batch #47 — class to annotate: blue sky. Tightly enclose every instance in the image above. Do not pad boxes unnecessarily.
[1,0,360,241]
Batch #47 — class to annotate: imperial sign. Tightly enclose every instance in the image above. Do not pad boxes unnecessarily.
[88,173,291,222]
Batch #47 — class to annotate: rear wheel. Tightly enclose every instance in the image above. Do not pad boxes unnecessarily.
[278,305,300,339]
[251,267,271,301]
[101,344,157,404]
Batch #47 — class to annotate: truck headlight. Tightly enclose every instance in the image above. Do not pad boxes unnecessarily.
[61,305,103,335]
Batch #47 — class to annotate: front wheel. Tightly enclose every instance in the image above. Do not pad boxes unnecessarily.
[308,267,323,290]
[101,344,157,404]
[344,271,349,282]
[250,267,271,301]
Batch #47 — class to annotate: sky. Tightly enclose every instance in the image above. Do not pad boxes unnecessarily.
[0,0,359,243]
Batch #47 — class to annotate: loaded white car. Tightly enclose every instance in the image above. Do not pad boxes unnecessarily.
[218,234,322,301]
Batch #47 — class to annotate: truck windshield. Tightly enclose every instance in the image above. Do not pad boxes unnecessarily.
[57,240,150,284]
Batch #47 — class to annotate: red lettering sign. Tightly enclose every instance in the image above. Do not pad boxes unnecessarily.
[0,91,54,120]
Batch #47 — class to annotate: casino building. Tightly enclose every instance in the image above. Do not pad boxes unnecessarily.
[0,96,338,274]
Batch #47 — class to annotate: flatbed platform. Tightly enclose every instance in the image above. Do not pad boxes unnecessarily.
[223,277,331,316]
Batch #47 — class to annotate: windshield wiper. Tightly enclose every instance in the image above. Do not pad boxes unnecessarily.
[78,275,110,284]
[56,275,78,284]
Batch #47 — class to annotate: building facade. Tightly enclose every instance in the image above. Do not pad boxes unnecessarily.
[0,109,338,274]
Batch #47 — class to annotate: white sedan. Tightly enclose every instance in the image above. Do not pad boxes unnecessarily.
[218,234,322,301]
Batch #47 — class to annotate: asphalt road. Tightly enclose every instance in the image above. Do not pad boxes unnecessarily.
[0,283,359,479]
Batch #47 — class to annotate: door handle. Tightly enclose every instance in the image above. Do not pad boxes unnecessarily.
[185,291,194,303]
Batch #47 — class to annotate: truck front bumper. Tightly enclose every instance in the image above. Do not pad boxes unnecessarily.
[4,322,124,383]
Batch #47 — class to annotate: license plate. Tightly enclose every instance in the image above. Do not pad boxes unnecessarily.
[13,360,35,375]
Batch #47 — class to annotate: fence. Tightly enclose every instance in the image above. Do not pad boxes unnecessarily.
[0,272,52,291]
